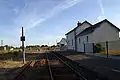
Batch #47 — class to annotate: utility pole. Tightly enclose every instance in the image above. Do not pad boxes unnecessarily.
[20,27,26,64]
[1,40,3,46]
[48,42,49,46]
[1,40,3,51]
[56,39,58,46]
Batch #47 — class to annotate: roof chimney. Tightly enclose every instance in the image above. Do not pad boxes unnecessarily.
[77,21,81,26]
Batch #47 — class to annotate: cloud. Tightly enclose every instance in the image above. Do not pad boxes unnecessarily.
[13,8,19,14]
[14,0,83,31]
[97,0,106,21]
[97,15,105,21]
[98,0,104,15]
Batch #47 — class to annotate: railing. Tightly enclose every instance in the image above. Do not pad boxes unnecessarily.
[82,40,120,58]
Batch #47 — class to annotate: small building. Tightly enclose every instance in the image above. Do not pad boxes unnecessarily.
[57,38,67,50]
[66,19,120,52]
[10,48,14,51]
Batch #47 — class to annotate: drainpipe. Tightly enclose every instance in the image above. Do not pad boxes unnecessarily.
[74,31,77,52]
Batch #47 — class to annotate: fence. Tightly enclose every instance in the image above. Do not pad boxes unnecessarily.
[83,40,120,57]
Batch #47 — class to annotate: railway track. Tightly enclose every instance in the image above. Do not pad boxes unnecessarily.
[52,52,109,80]
[46,53,81,80]
[13,52,109,80]
[13,61,32,80]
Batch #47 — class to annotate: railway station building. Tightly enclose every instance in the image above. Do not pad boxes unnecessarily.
[65,19,120,53]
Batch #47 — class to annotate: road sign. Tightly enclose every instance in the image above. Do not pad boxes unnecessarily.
[20,36,25,41]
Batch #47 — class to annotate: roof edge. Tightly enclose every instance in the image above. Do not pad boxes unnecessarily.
[76,19,120,37]
[65,20,92,35]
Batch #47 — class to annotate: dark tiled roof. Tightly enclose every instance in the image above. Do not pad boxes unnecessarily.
[76,19,120,37]
[65,22,81,35]
[65,21,92,35]
[65,26,79,35]
[81,20,92,26]
[76,27,94,36]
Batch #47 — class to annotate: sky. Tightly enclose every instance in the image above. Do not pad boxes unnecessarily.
[0,0,120,46]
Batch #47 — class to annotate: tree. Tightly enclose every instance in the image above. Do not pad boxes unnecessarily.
[51,45,56,48]
[41,45,48,47]
[0,46,4,50]
[44,45,48,47]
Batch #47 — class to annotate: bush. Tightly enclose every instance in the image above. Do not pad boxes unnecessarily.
[94,44,105,53]
[8,51,20,57]
[13,51,20,56]
[8,52,13,54]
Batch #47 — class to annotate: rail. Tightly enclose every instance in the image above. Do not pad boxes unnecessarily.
[52,52,108,80]
[52,53,87,80]
[46,53,54,80]
[13,61,32,80]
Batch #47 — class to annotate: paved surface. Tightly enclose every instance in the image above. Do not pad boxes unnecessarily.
[85,53,120,59]
[59,51,120,80]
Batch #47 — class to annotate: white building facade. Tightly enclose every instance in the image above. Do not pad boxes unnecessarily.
[57,38,67,51]
[66,19,120,52]
[57,38,67,47]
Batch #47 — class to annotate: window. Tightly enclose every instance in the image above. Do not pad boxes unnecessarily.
[72,39,73,45]
[86,36,88,42]
[67,40,69,46]
[79,38,81,44]
[61,44,64,46]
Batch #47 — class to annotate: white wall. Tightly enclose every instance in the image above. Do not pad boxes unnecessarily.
[66,20,120,53]
[66,31,75,50]
[93,22,119,43]
[76,37,84,52]
[66,22,91,51]
[76,33,93,52]
[75,22,91,35]
[59,38,67,46]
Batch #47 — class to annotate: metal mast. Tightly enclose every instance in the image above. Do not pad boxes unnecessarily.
[1,40,3,46]
[20,27,26,64]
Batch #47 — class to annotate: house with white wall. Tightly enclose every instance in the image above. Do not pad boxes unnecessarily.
[57,38,67,47]
[66,19,120,52]
[57,38,67,51]
[66,21,92,51]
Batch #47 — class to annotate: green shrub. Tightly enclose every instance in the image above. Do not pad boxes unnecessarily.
[8,52,13,54]
[13,51,19,56]
[94,44,105,53]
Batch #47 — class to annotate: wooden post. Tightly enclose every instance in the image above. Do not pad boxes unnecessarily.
[84,43,85,54]
[92,43,94,55]
[106,41,108,58]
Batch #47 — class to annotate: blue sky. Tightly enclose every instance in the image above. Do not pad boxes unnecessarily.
[0,0,120,46]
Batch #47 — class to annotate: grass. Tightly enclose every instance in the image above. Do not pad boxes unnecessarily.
[0,51,22,60]
[0,60,23,68]
[0,60,24,80]
[97,50,120,56]
[107,50,120,56]
[0,50,42,80]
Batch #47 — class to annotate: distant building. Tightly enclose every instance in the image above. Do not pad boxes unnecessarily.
[57,38,67,50]
[4,46,6,51]
[10,48,14,51]
[57,38,67,47]
[66,19,120,52]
